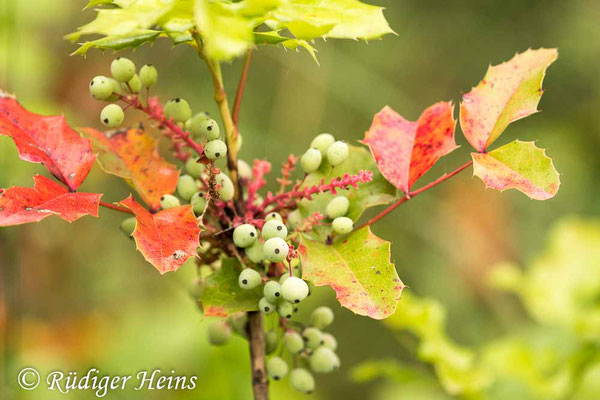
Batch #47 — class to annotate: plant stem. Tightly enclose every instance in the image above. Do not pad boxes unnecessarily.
[247,311,269,400]
[99,201,133,214]
[355,160,473,230]
[233,51,252,129]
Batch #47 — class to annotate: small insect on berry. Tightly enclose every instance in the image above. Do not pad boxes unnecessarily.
[332,216,353,234]
[267,357,289,381]
[164,98,192,123]
[110,57,136,82]
[289,368,315,394]
[238,268,262,290]
[311,133,335,156]
[89,76,113,100]
[139,64,158,88]
[200,118,220,141]
[261,219,288,241]
[204,139,227,160]
[233,224,258,248]
[300,148,322,174]
[327,140,349,166]
[263,237,289,262]
[160,194,181,209]
[259,297,276,314]
[281,277,309,304]
[100,104,124,128]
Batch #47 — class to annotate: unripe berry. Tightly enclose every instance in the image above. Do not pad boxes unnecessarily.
[238,268,261,290]
[128,74,142,93]
[164,98,192,123]
[327,140,349,166]
[238,159,252,180]
[259,297,276,314]
[233,224,258,248]
[267,357,289,381]
[111,57,136,82]
[245,240,264,263]
[216,173,234,201]
[289,368,315,394]
[284,331,304,353]
[261,219,288,241]
[281,276,309,304]
[263,280,282,303]
[200,118,220,141]
[265,212,282,222]
[160,194,181,209]
[263,237,289,262]
[89,75,113,100]
[326,196,349,219]
[119,216,136,236]
[139,64,157,87]
[177,174,197,201]
[106,78,122,101]
[185,157,206,178]
[310,306,334,329]
[204,139,227,160]
[191,192,207,215]
[310,133,335,156]
[100,104,124,128]
[300,148,322,173]
[287,209,303,230]
[303,327,323,349]
[207,321,231,346]
[332,216,353,234]
[265,331,279,355]
[227,313,248,338]
[277,301,294,319]
[187,112,210,138]
[321,333,338,351]
[310,346,339,373]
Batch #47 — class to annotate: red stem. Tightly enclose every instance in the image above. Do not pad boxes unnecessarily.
[99,201,133,214]
[233,51,252,129]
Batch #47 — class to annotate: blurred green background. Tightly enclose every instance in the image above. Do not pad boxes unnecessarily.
[1,0,599,399]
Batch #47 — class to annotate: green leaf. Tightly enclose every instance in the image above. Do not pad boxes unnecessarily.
[72,30,161,55]
[200,258,262,317]
[472,140,560,200]
[298,227,403,319]
[254,31,318,63]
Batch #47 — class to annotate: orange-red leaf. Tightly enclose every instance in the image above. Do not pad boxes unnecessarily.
[0,175,101,226]
[362,102,457,193]
[81,127,179,211]
[0,92,95,191]
[119,196,200,274]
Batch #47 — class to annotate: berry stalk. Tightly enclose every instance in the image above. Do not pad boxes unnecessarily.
[247,311,269,400]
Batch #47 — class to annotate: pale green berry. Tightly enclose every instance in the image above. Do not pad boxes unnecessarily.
[177,174,197,201]
[164,98,192,123]
[263,237,289,262]
[303,327,323,349]
[128,73,142,93]
[263,281,282,303]
[89,76,113,100]
[261,219,288,241]
[281,277,309,304]
[310,133,335,156]
[289,368,315,394]
[265,331,279,355]
[239,268,261,289]
[200,118,220,141]
[119,216,136,236]
[259,297,276,314]
[300,148,322,174]
[310,306,334,329]
[326,196,349,219]
[284,331,304,353]
[227,313,248,337]
[106,78,122,101]
[233,224,258,248]
[207,321,231,346]
[111,57,136,82]
[198,265,213,279]
[265,212,282,222]
[139,64,157,87]
[100,104,124,128]
[216,173,234,201]
[332,216,353,234]
[321,333,337,351]
[277,301,294,319]
[327,141,349,166]
[287,209,303,230]
[185,157,206,178]
[238,159,252,180]
[310,346,339,373]
[246,240,264,263]
[160,194,181,209]
[191,192,207,215]
[204,139,227,160]
[267,357,289,381]
[187,112,210,138]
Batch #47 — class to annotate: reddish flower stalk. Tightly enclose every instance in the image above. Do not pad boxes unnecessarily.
[277,155,297,194]
[246,159,272,211]
[295,212,325,233]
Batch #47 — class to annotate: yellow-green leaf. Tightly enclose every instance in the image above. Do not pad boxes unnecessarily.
[72,30,160,55]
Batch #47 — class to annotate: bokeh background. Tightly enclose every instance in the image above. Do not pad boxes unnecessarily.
[1,0,599,399]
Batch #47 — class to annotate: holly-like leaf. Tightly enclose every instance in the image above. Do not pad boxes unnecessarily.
[119,196,200,274]
[460,48,558,152]
[254,31,318,63]
[299,227,404,319]
[81,128,179,211]
[0,92,95,191]
[472,140,559,200]
[72,30,161,55]
[0,175,101,226]
[362,102,458,194]
[200,258,262,317]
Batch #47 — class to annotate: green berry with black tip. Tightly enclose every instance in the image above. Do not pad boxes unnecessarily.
[187,112,210,138]
[204,139,227,160]
[89,76,113,100]
[164,98,192,123]
[310,346,339,373]
[263,281,282,303]
[263,237,289,262]
[207,321,231,346]
[310,306,334,329]
[233,224,258,248]
[200,118,220,141]
[191,192,207,215]
[119,217,136,236]
[277,301,294,319]
[310,133,335,156]
[281,277,309,304]
[267,357,289,381]
[216,173,234,201]
[139,64,157,87]
[259,297,276,314]
[128,74,142,93]
[177,174,197,202]
[160,194,181,209]
[332,216,353,234]
[303,327,323,349]
[327,140,349,166]
[246,240,264,263]
[261,219,288,241]
[265,212,282,222]
[326,196,349,219]
[284,331,304,353]
[289,368,315,394]
[100,104,124,128]
[239,268,261,290]
[185,157,206,178]
[111,57,136,82]
[321,333,337,351]
[265,331,279,355]
[300,148,322,173]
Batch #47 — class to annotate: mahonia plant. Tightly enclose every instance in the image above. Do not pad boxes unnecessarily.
[0,1,560,399]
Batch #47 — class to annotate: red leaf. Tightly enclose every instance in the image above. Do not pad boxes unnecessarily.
[0,175,101,226]
[362,102,457,193]
[119,196,200,274]
[0,92,95,190]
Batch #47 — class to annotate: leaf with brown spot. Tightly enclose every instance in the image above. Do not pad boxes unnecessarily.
[81,127,179,210]
[0,175,101,226]
[119,196,200,274]
[362,102,457,194]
